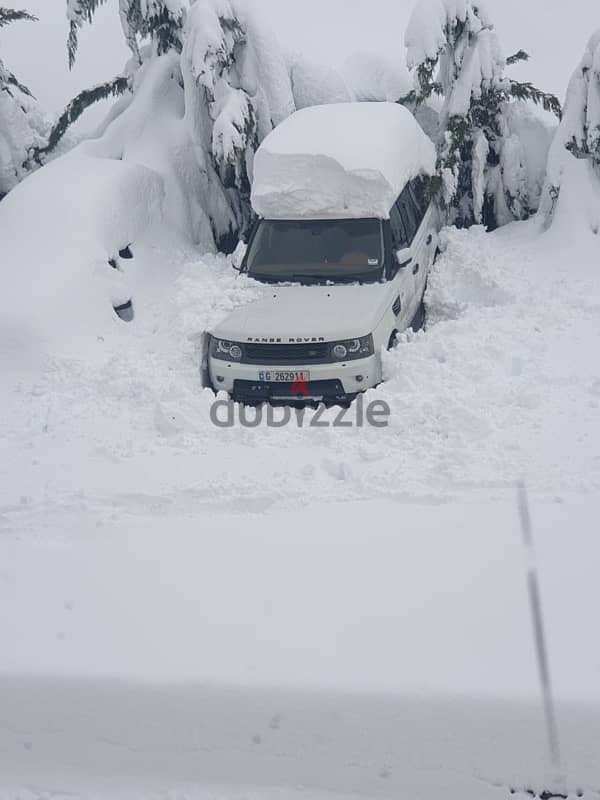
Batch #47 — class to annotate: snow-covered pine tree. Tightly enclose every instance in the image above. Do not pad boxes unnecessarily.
[0,7,47,198]
[142,0,185,55]
[68,0,184,67]
[181,0,295,248]
[539,31,600,225]
[41,0,294,250]
[403,0,561,229]
[41,0,185,160]
[181,0,256,248]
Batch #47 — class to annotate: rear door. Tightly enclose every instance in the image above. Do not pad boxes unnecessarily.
[405,178,439,301]
[388,201,415,330]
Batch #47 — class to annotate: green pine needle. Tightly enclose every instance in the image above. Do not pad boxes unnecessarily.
[0,7,37,27]
[33,75,129,160]
[506,50,530,66]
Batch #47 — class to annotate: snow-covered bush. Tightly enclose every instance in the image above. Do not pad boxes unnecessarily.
[0,8,48,198]
[541,31,600,226]
[404,0,561,229]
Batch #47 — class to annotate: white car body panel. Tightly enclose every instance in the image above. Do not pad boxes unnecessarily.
[208,207,441,400]
[212,284,392,343]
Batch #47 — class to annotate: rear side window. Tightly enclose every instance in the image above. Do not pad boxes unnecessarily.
[397,187,419,244]
[395,181,428,246]
[389,203,409,249]
[409,177,429,219]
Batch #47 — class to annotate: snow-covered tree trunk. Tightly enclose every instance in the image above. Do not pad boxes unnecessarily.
[404,0,560,230]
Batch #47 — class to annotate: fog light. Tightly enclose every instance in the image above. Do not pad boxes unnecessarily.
[216,376,225,383]
[356,375,364,383]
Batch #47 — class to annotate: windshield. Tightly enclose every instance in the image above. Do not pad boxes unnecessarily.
[245,219,384,284]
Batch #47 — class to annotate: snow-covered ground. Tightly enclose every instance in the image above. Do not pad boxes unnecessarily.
[2,498,600,799]
[2,171,600,796]
[3,213,599,518]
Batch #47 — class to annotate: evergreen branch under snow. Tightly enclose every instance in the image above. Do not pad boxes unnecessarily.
[67,0,109,69]
[509,81,562,119]
[506,50,530,66]
[32,75,130,159]
[0,7,37,27]
[0,63,34,99]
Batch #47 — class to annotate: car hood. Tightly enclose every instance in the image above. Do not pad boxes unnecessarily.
[211,283,391,342]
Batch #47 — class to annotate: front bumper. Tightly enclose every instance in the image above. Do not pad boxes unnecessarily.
[208,354,381,403]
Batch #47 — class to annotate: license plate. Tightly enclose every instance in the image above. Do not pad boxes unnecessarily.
[258,370,310,383]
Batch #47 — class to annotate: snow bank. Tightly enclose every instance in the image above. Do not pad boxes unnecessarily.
[0,144,166,362]
[340,51,411,103]
[288,55,352,110]
[251,103,436,220]
[543,154,600,242]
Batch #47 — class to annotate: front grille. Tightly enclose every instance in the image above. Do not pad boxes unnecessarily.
[243,342,330,364]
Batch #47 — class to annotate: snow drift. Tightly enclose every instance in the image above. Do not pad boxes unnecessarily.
[0,140,165,363]
[251,102,436,220]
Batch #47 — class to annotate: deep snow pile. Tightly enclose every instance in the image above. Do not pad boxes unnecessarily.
[340,51,411,103]
[251,102,436,219]
[2,211,600,527]
[0,122,168,363]
[288,55,353,110]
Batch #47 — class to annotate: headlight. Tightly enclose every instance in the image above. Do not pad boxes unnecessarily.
[330,335,374,362]
[211,337,244,361]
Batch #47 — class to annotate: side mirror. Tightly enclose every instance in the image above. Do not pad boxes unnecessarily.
[231,240,247,272]
[395,247,412,269]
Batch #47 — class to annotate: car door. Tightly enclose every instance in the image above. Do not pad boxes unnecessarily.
[395,186,424,324]
[388,200,415,330]
[407,178,439,300]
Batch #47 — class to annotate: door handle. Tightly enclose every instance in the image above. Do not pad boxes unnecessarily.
[413,263,420,275]
[426,234,433,246]
[392,296,401,316]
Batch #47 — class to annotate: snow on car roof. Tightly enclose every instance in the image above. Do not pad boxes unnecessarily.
[251,102,436,220]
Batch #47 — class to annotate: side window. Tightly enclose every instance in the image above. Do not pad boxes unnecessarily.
[390,203,409,249]
[409,177,428,221]
[397,186,418,244]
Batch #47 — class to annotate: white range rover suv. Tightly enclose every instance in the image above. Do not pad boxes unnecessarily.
[206,102,441,405]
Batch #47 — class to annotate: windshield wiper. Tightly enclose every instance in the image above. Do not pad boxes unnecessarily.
[249,272,381,285]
